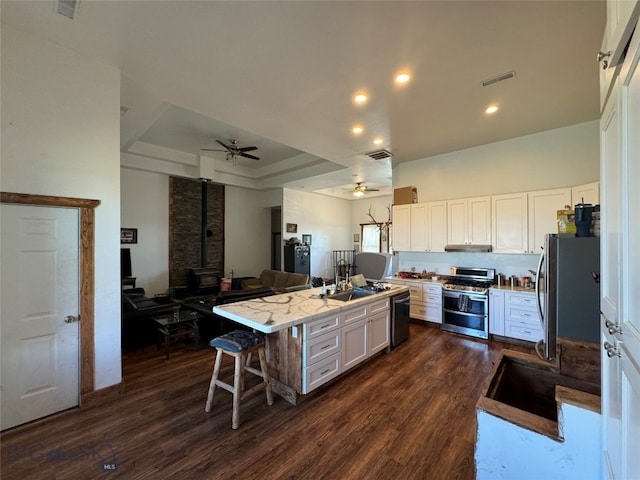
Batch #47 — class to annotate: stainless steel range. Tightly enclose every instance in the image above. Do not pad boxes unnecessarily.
[442,267,495,339]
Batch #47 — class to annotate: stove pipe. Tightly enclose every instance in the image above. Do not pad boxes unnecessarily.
[200,178,208,267]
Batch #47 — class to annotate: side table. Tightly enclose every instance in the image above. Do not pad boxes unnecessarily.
[152,310,203,359]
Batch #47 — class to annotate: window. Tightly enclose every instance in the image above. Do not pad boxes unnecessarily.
[360,223,392,253]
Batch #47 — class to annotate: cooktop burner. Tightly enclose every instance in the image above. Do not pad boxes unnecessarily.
[444,267,496,294]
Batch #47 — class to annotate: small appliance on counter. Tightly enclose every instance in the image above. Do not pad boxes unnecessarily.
[574,200,594,237]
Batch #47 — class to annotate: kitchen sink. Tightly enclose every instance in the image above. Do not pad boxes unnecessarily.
[327,288,378,302]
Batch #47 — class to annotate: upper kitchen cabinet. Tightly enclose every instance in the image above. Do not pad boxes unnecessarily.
[394,202,447,252]
[492,193,529,254]
[447,196,491,246]
[527,188,571,254]
[410,203,428,252]
[599,0,640,109]
[572,182,600,206]
[425,201,447,252]
[392,204,411,252]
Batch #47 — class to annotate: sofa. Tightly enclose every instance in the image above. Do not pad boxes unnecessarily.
[241,269,310,293]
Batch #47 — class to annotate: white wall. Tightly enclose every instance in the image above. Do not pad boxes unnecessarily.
[395,120,599,201]
[120,168,169,296]
[283,189,352,279]
[350,195,393,243]
[224,185,272,278]
[1,25,122,389]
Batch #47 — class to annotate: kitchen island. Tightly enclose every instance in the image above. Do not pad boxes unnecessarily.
[213,284,409,404]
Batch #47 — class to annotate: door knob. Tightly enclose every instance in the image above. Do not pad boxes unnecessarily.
[64,315,79,323]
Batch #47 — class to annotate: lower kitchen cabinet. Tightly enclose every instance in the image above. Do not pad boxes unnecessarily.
[408,281,442,324]
[489,289,543,343]
[503,291,543,342]
[342,299,390,370]
[298,297,390,394]
[489,289,505,335]
[301,313,343,394]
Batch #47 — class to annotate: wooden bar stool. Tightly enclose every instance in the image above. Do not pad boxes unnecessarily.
[204,330,274,429]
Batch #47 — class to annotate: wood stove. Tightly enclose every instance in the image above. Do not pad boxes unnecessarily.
[188,268,221,295]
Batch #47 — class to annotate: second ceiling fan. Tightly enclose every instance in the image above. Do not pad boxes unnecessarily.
[352,182,379,197]
[201,139,260,161]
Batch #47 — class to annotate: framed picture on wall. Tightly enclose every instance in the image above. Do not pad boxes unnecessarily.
[302,234,312,245]
[121,228,138,244]
[353,233,360,243]
[286,223,297,233]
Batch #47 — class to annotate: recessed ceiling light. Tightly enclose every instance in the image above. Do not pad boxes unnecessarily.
[395,73,411,84]
[485,105,499,114]
[352,126,364,135]
[373,138,383,145]
[354,93,368,104]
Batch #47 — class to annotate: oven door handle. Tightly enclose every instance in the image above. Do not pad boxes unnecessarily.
[442,307,487,317]
[442,292,488,302]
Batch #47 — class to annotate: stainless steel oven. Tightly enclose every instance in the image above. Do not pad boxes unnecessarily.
[441,267,494,339]
[442,290,489,339]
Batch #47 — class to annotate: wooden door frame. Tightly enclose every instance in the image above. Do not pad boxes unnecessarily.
[1,192,100,399]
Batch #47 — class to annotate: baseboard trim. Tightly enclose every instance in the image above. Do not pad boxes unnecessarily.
[81,382,125,408]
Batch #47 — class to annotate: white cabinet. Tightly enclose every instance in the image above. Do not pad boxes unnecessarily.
[600,81,621,325]
[491,193,529,254]
[503,291,543,343]
[425,201,447,252]
[392,204,411,252]
[527,188,571,254]
[447,196,491,246]
[410,203,428,251]
[301,313,342,394]
[302,296,391,393]
[600,1,640,108]
[572,181,600,206]
[407,281,441,324]
[488,289,505,336]
[341,298,390,371]
[601,19,640,480]
[424,284,442,324]
[394,202,446,252]
[342,318,368,370]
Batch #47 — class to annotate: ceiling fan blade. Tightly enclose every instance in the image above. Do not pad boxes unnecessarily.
[240,152,260,160]
[239,146,258,152]
[216,139,231,150]
[200,148,226,152]
[366,188,380,192]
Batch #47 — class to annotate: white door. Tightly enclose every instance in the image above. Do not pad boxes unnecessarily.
[1,204,80,430]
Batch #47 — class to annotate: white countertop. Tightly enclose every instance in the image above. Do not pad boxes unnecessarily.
[212,285,409,334]
[490,285,540,294]
[386,276,447,285]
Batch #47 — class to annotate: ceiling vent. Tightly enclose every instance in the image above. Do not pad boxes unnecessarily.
[366,149,392,160]
[57,0,79,20]
[481,70,516,87]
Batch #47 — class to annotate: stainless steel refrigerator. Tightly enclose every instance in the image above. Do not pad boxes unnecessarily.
[535,234,600,361]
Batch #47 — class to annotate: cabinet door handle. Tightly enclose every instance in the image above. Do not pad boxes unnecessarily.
[605,319,622,335]
[603,341,621,358]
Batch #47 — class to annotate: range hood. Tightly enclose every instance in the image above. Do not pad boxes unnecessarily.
[444,244,493,253]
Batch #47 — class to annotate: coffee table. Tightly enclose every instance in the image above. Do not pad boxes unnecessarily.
[152,310,203,359]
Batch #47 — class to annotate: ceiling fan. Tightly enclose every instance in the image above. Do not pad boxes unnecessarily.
[352,182,379,197]
[201,139,260,161]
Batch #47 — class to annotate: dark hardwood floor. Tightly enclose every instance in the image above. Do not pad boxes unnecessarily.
[1,323,532,480]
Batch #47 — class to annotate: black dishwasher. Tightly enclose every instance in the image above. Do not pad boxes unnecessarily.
[391,292,410,348]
